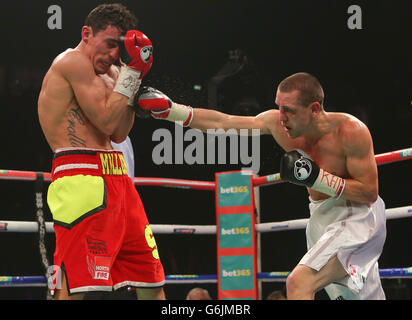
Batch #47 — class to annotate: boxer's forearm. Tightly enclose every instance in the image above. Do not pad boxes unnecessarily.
[190,108,230,132]
[336,178,378,205]
[94,93,131,136]
[109,106,135,144]
[191,108,263,135]
[133,87,267,134]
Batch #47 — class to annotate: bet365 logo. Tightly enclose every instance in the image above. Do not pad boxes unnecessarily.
[220,185,248,194]
[222,269,251,277]
[221,227,250,235]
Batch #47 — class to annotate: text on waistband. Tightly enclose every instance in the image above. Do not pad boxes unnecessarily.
[99,153,128,176]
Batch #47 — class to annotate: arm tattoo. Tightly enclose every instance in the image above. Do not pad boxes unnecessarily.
[66,107,86,147]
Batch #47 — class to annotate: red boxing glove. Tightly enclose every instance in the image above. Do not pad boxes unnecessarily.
[118,30,153,78]
[135,87,193,127]
[114,30,153,99]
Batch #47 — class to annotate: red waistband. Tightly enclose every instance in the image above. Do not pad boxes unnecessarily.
[51,148,128,181]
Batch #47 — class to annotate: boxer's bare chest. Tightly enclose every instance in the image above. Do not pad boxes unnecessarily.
[62,69,118,149]
[299,135,347,177]
[286,134,349,200]
[272,125,348,178]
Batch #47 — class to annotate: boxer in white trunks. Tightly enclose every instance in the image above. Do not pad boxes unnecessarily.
[132,72,387,300]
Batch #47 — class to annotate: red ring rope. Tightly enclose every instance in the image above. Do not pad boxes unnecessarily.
[0,147,410,189]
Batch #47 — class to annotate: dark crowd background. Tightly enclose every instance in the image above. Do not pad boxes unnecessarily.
[0,0,411,300]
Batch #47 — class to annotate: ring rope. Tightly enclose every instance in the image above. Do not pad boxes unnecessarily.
[132,177,215,190]
[1,205,411,234]
[0,147,411,293]
[2,267,412,288]
[1,148,410,188]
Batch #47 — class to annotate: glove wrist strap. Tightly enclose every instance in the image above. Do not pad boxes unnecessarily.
[114,66,142,99]
[311,168,346,198]
[155,102,193,127]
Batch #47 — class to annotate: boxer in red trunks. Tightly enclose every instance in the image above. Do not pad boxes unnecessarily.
[37,4,165,299]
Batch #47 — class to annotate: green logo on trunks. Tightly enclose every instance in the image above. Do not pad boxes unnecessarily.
[217,172,251,207]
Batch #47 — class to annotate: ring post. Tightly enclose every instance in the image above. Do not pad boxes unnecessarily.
[215,171,258,300]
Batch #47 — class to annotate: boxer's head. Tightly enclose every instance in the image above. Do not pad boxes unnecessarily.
[81,3,138,74]
[275,72,325,138]
[278,72,324,108]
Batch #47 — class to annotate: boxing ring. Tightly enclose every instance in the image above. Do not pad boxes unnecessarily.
[1,147,411,299]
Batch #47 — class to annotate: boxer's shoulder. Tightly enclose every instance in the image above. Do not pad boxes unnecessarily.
[331,113,372,154]
[327,112,369,138]
[52,49,94,77]
[53,49,82,65]
[340,113,368,133]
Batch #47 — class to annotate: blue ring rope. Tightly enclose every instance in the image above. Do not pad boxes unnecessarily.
[1,268,411,287]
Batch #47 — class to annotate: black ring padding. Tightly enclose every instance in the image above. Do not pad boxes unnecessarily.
[35,172,44,193]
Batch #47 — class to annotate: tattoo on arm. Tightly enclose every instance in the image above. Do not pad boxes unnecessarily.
[66,107,86,147]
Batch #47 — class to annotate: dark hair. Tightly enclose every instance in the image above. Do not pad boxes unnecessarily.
[278,72,324,107]
[85,3,138,35]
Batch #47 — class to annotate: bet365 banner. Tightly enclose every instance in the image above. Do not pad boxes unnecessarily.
[215,171,258,300]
